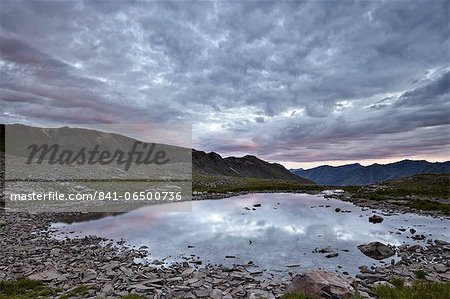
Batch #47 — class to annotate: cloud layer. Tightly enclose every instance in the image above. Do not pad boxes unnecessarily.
[1,1,449,166]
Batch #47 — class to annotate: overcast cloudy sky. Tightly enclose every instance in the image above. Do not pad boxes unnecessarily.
[1,1,449,168]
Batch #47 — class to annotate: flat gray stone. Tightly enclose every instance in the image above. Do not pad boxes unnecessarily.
[28,269,61,282]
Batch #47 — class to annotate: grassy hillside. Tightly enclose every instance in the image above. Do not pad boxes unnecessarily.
[344,174,450,214]
[193,174,318,194]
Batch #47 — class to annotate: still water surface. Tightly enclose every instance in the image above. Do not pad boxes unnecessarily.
[52,193,450,276]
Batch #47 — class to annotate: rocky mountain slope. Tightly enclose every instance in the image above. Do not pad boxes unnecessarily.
[193,149,311,183]
[3,123,190,163]
[2,124,309,183]
[291,160,449,186]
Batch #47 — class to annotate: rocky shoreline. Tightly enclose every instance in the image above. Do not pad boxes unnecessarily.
[1,192,449,298]
[0,209,289,298]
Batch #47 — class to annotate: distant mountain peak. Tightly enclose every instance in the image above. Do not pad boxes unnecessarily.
[291,159,449,186]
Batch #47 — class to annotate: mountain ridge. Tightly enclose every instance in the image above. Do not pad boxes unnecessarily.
[193,149,311,183]
[2,124,310,184]
[291,160,450,186]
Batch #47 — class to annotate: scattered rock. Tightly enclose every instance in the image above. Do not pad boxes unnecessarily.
[316,246,334,253]
[358,291,372,299]
[195,288,212,297]
[82,269,97,282]
[101,283,114,296]
[359,265,375,274]
[28,269,61,282]
[369,215,384,224]
[355,274,387,284]
[248,289,275,299]
[287,270,355,299]
[49,248,61,256]
[406,244,423,252]
[232,285,245,296]
[247,268,264,275]
[131,283,154,292]
[433,264,448,273]
[210,288,222,299]
[357,242,395,260]
[286,264,300,268]
[412,234,426,241]
[435,240,450,246]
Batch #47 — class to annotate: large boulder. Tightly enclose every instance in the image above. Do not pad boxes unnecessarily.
[286,270,355,299]
[358,242,395,260]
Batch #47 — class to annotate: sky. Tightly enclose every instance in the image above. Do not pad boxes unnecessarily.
[0,1,449,169]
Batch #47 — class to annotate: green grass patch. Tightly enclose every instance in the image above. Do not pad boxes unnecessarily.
[0,278,56,299]
[344,174,449,214]
[407,199,450,215]
[59,285,91,299]
[372,280,450,299]
[390,276,406,288]
[193,174,322,194]
[414,269,427,280]
[0,279,98,299]
[351,174,449,199]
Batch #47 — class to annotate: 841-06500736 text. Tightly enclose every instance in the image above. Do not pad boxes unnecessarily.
[9,191,183,201]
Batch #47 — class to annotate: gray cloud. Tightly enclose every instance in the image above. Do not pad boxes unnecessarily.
[0,0,449,164]
[394,71,449,108]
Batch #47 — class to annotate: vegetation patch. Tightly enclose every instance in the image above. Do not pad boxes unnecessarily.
[193,174,322,194]
[0,278,57,299]
[390,276,406,288]
[282,280,450,299]
[0,279,98,299]
[344,174,450,214]
[414,269,427,280]
[372,280,450,299]
[407,199,450,215]
[59,285,91,299]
